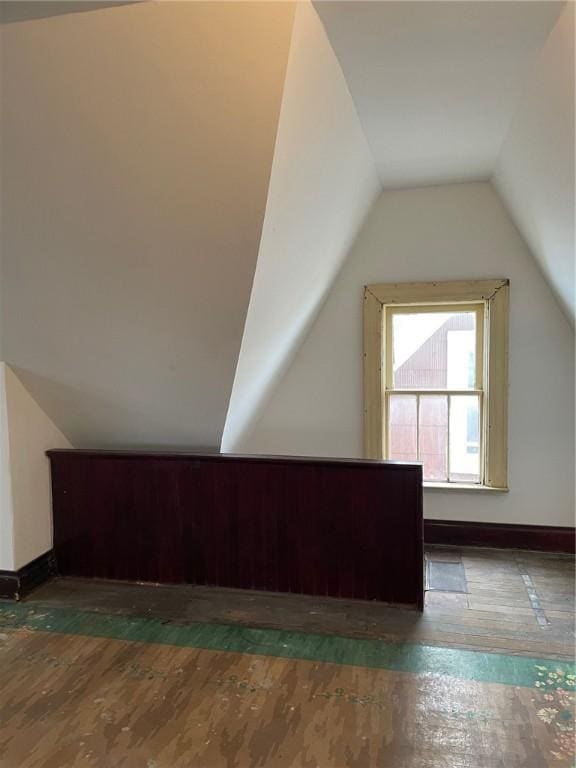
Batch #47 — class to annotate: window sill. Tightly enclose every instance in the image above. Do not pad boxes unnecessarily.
[423,482,509,492]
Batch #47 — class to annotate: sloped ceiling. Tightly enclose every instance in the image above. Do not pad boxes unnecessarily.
[494,1,575,323]
[0,1,139,24]
[312,1,574,324]
[0,0,572,457]
[0,1,295,448]
[313,1,565,188]
[222,1,381,452]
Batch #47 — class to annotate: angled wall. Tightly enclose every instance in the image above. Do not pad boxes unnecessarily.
[0,1,295,449]
[0,367,14,570]
[494,1,575,323]
[243,182,575,527]
[221,1,381,452]
[0,364,71,571]
[4,365,72,570]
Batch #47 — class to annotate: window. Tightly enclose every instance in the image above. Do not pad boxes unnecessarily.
[363,280,509,490]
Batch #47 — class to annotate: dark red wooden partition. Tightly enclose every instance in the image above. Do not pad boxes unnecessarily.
[47,450,424,609]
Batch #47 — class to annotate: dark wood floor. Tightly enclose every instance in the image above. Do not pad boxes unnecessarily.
[1,545,574,767]
[22,546,575,660]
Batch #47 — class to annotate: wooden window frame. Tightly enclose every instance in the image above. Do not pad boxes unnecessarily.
[363,279,509,491]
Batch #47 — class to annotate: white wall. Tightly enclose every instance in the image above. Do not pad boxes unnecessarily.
[0,1,295,449]
[0,366,15,570]
[494,1,575,324]
[222,1,380,452]
[243,182,575,527]
[0,363,71,571]
[4,365,72,569]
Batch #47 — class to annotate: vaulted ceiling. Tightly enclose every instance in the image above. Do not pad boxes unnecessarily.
[313,0,574,321]
[313,1,564,188]
[0,0,573,455]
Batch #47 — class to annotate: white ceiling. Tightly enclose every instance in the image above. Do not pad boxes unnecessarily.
[314,1,565,188]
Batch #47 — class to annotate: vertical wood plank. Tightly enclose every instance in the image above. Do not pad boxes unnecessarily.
[48,451,424,608]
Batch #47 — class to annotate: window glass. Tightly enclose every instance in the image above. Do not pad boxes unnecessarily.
[392,311,477,389]
[419,395,448,481]
[449,395,481,483]
[388,395,417,462]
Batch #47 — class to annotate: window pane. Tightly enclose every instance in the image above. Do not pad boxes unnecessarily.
[392,311,477,389]
[388,395,417,462]
[419,395,448,481]
[449,395,481,483]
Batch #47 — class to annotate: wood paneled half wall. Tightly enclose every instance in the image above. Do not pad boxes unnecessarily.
[47,451,424,609]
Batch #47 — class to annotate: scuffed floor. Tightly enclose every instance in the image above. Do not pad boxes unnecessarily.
[0,601,574,768]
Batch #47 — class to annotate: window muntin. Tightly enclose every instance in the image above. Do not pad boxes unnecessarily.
[385,303,485,485]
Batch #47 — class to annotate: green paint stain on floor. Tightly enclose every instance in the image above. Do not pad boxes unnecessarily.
[0,601,573,690]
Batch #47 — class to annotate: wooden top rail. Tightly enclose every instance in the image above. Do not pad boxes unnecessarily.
[47,448,422,472]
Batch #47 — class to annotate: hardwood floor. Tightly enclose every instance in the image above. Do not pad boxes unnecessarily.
[16,546,575,660]
[0,546,574,767]
[423,547,575,659]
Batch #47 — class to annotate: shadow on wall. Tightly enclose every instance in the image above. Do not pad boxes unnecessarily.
[10,367,218,453]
